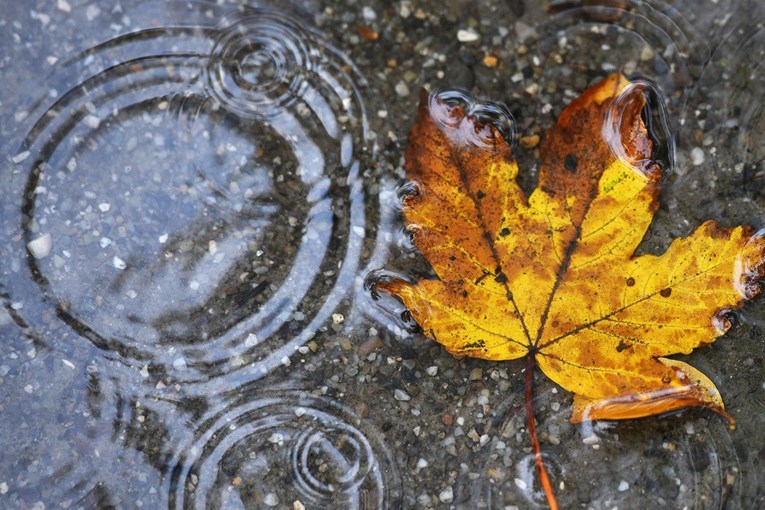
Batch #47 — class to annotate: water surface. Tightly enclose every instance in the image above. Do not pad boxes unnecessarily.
[1,0,763,508]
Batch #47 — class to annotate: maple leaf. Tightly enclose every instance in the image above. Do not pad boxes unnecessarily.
[376,74,765,426]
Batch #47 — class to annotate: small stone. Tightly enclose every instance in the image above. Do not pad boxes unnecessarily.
[425,365,438,376]
[640,45,655,61]
[519,134,540,149]
[339,338,352,351]
[442,414,453,426]
[27,233,52,259]
[263,493,279,507]
[357,336,383,358]
[394,389,411,401]
[690,147,705,166]
[457,29,480,42]
[618,480,630,491]
[483,54,499,67]
[57,0,72,13]
[231,476,242,487]
[416,458,428,469]
[0,482,7,494]
[438,486,454,503]
[362,6,377,20]
[12,150,30,164]
[245,333,258,347]
[85,4,100,20]
[98,203,111,212]
[395,81,410,97]
[332,313,344,324]
[83,114,101,129]
[293,501,306,510]
[582,434,600,445]
[514,478,527,490]
[173,357,187,370]
[469,367,483,381]
[113,256,127,270]
[354,401,370,418]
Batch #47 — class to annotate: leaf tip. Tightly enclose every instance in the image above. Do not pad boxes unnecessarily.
[602,79,669,182]
[424,89,515,149]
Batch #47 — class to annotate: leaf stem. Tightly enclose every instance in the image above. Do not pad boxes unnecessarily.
[525,354,559,510]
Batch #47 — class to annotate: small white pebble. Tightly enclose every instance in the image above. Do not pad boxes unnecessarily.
[100,237,112,248]
[12,150,30,164]
[280,356,291,367]
[394,389,411,401]
[85,4,100,20]
[188,280,200,291]
[618,480,630,492]
[83,114,101,129]
[245,333,258,347]
[263,493,279,507]
[113,256,127,270]
[140,365,149,378]
[425,365,438,376]
[690,147,705,166]
[395,81,410,97]
[57,0,72,13]
[27,233,52,259]
[158,234,168,244]
[0,482,7,495]
[24,384,34,394]
[332,313,344,324]
[416,458,428,469]
[98,203,111,212]
[438,486,454,503]
[62,359,75,369]
[514,478,527,490]
[362,6,377,20]
[457,29,480,42]
[582,434,600,445]
[172,357,187,370]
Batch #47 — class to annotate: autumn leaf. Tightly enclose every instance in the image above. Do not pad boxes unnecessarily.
[376,74,765,426]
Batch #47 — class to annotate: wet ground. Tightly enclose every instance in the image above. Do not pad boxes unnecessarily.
[1,0,764,508]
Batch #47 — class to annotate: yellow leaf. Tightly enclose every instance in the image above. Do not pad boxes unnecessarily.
[376,74,765,426]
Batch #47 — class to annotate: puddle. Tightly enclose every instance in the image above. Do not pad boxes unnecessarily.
[1,1,764,509]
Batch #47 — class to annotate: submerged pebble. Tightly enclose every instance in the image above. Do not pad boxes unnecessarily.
[27,233,52,259]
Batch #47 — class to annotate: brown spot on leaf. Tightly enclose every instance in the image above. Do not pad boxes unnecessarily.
[564,153,578,173]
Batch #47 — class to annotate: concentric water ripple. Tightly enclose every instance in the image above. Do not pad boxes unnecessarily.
[8,5,376,389]
[509,0,709,121]
[166,390,401,509]
[472,387,745,508]
[682,19,765,199]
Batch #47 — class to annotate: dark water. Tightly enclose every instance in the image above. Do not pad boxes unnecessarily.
[1,1,763,508]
